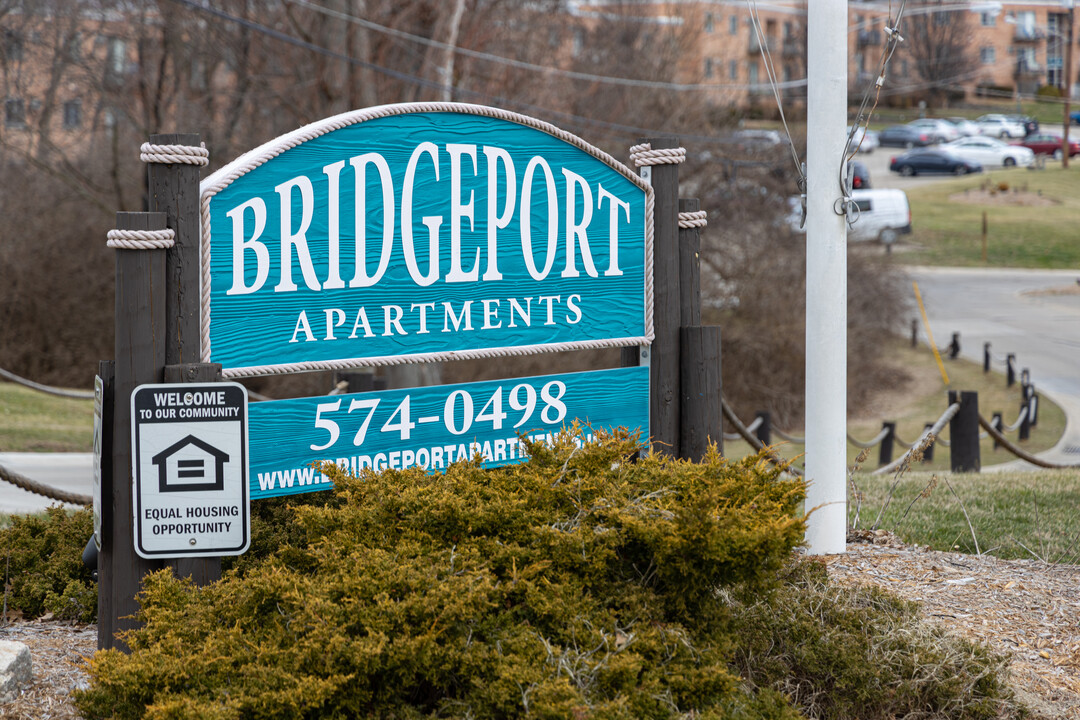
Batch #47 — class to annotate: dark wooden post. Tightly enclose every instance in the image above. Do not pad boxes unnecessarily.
[680,327,722,460]
[948,390,981,473]
[921,422,934,463]
[983,342,991,373]
[948,332,960,360]
[678,199,701,327]
[911,318,918,348]
[643,137,681,456]
[100,212,168,651]
[149,133,202,366]
[878,421,896,467]
[162,363,225,585]
[991,412,1003,450]
[754,411,772,446]
[148,132,221,587]
[336,370,375,393]
[1019,398,1032,441]
[94,361,114,634]
[677,198,721,460]
[1006,354,1016,386]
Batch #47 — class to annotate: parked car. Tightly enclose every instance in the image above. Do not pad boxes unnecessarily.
[1071,110,1080,125]
[846,125,879,153]
[787,188,910,244]
[940,136,1035,168]
[1005,114,1039,136]
[974,114,1026,139]
[946,117,981,137]
[907,118,960,143]
[731,128,784,149]
[889,149,983,176]
[848,159,870,189]
[876,124,935,148]
[1017,132,1080,158]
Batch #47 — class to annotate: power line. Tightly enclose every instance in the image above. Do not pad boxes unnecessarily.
[165,0,751,148]
[284,0,808,93]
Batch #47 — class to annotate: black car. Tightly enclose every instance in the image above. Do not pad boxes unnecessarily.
[889,149,982,176]
[876,124,935,148]
[1006,114,1039,136]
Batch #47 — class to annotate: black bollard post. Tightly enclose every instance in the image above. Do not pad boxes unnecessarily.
[754,411,772,447]
[983,342,991,373]
[1019,398,1032,441]
[1006,354,1016,387]
[949,332,961,360]
[911,319,918,348]
[878,421,896,467]
[922,422,935,463]
[991,412,1003,450]
[948,390,981,473]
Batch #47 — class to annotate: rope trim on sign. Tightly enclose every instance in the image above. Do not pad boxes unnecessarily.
[106,228,176,250]
[629,142,687,166]
[199,102,655,367]
[140,142,210,166]
[677,210,707,229]
[107,228,175,250]
[0,461,92,505]
[0,367,94,399]
[219,336,654,379]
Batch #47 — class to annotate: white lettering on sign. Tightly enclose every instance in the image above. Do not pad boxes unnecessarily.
[224,143,634,296]
[287,294,584,344]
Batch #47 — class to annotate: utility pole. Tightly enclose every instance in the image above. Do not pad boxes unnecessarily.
[804,1,848,555]
[1064,0,1074,169]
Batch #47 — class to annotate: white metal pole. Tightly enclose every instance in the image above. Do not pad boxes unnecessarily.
[804,0,847,555]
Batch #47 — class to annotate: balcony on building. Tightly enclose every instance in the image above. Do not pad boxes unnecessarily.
[1013,26,1045,42]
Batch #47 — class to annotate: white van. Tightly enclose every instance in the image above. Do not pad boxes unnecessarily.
[786,188,911,245]
[848,188,911,244]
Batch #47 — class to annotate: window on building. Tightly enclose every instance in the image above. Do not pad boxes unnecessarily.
[107,37,126,76]
[63,99,81,129]
[747,61,759,86]
[705,12,714,33]
[980,46,996,65]
[729,59,738,80]
[4,97,25,127]
[2,29,24,62]
[981,12,996,27]
[65,32,82,62]
[704,58,713,78]
[899,59,909,78]
[729,15,738,35]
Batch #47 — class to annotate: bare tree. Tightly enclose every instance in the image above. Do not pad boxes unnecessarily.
[898,3,977,107]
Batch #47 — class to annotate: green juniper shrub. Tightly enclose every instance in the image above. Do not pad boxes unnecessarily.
[73,430,1024,720]
[0,505,97,623]
[75,430,807,719]
[725,558,1023,720]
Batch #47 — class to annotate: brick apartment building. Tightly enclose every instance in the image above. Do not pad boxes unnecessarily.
[2,1,1077,157]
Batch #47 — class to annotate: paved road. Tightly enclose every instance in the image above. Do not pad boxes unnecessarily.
[0,452,93,514]
[908,266,1080,468]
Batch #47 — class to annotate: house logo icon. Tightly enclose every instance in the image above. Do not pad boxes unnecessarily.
[151,435,230,493]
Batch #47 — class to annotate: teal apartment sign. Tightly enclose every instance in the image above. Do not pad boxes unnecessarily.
[200,103,653,377]
[248,365,648,499]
